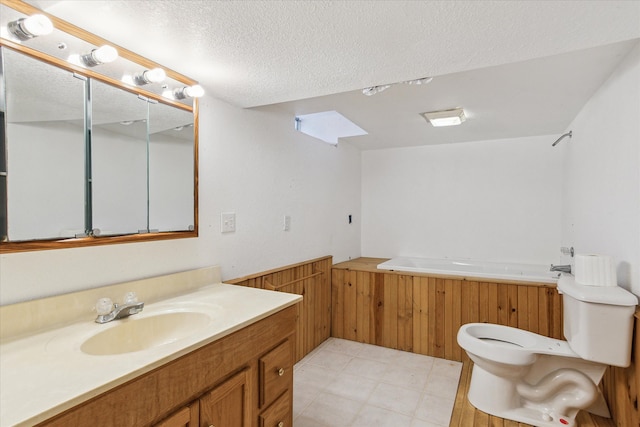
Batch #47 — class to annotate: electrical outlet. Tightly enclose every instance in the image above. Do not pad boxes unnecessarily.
[283,215,291,231]
[221,212,236,233]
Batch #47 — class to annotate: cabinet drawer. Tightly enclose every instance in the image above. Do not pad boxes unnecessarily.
[259,340,292,408]
[259,390,291,427]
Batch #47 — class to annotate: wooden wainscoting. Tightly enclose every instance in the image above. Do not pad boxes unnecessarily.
[599,310,640,427]
[227,256,332,362]
[331,257,563,362]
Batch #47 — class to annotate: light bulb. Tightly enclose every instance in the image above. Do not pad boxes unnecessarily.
[82,45,118,67]
[185,84,205,98]
[174,84,205,99]
[8,14,53,41]
[23,14,54,36]
[134,68,166,85]
[92,45,118,63]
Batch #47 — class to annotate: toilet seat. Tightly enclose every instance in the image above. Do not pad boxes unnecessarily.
[457,323,578,366]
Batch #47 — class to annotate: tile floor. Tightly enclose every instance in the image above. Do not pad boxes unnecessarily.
[293,338,462,427]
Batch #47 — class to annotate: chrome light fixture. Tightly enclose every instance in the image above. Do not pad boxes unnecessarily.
[134,68,166,85]
[362,76,432,96]
[405,77,433,85]
[421,108,466,127]
[8,14,53,41]
[362,84,391,96]
[81,45,118,67]
[173,84,205,99]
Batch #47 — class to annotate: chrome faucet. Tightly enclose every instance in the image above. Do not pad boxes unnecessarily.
[550,264,572,273]
[95,293,144,324]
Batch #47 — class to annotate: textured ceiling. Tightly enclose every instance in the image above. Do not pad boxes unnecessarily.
[20,1,640,149]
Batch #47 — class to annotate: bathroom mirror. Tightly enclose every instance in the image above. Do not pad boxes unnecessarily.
[91,79,149,236]
[0,0,200,252]
[3,48,86,241]
[148,102,195,232]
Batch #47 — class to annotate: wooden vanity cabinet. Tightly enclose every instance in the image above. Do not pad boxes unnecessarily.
[37,305,297,427]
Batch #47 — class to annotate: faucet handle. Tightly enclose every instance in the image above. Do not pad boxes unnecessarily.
[95,297,114,315]
[123,291,138,304]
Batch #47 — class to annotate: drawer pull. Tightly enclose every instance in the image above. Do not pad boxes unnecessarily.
[277,422,284,427]
[278,368,285,376]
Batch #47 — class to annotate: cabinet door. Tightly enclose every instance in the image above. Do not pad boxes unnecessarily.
[199,368,252,427]
[155,403,199,427]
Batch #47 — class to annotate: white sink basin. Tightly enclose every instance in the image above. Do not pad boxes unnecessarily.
[81,311,212,356]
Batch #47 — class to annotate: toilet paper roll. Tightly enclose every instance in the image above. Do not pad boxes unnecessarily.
[574,254,617,287]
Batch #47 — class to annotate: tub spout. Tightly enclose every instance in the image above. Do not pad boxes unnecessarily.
[550,264,571,273]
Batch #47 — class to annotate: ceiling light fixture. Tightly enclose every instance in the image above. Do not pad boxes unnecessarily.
[173,84,205,99]
[8,14,53,41]
[362,77,432,96]
[134,68,166,85]
[421,108,467,127]
[362,84,391,96]
[81,45,118,67]
[405,77,433,85]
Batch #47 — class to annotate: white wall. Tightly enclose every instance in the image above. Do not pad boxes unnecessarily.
[561,43,640,295]
[0,97,362,305]
[361,135,564,265]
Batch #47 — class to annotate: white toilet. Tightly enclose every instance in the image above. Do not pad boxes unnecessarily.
[457,274,637,427]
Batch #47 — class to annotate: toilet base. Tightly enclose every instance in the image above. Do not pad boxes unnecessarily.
[468,364,580,427]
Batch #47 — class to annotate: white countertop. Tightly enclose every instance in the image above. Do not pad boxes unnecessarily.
[0,282,302,427]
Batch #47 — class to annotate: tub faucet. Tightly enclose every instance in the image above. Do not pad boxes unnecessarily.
[550,264,572,273]
[95,294,144,324]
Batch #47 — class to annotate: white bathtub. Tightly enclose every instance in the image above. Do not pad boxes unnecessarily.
[377,256,559,283]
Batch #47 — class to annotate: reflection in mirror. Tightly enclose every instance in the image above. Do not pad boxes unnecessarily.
[3,47,86,241]
[148,102,194,232]
[91,79,148,236]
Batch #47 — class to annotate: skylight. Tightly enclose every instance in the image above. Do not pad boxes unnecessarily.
[294,111,367,145]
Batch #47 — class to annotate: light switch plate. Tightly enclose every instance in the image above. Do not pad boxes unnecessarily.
[221,212,236,233]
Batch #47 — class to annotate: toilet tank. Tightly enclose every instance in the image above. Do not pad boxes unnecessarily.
[558,275,638,367]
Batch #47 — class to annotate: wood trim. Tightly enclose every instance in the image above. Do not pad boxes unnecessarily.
[333,257,557,287]
[264,271,324,291]
[0,230,198,253]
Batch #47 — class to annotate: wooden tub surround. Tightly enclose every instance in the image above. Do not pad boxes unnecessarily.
[332,257,638,427]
